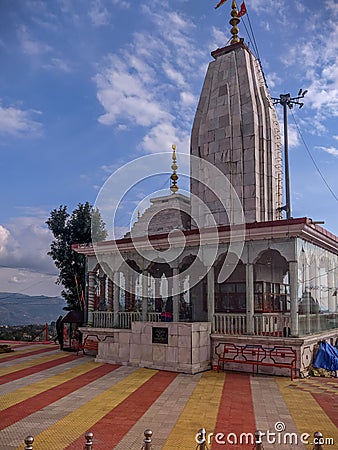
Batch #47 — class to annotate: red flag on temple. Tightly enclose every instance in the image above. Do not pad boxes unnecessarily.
[214,0,228,9]
[237,1,247,17]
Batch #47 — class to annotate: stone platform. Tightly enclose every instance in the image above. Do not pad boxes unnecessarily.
[80,321,211,374]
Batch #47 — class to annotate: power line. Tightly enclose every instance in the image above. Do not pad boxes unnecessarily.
[241,10,260,60]
[290,109,338,204]
[239,12,269,92]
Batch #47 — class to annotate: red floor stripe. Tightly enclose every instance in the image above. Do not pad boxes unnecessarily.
[312,392,338,427]
[0,363,119,430]
[0,353,79,385]
[0,346,57,363]
[211,372,256,449]
[0,340,53,347]
[66,370,177,450]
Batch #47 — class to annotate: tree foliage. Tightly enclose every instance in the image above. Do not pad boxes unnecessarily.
[46,202,107,311]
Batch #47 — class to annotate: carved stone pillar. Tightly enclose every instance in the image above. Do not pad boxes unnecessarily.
[107,278,113,312]
[87,271,96,327]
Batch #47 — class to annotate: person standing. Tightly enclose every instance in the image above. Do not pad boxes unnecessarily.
[56,315,64,350]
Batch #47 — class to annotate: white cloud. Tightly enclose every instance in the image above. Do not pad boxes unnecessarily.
[0,267,61,296]
[210,26,228,50]
[180,91,197,107]
[111,0,130,8]
[140,122,190,154]
[250,0,285,12]
[162,62,186,88]
[265,72,282,89]
[279,123,299,148]
[0,216,56,275]
[278,4,338,123]
[325,0,338,16]
[89,0,111,26]
[316,146,338,158]
[117,124,128,131]
[95,60,172,127]
[42,57,72,72]
[0,103,42,136]
[27,0,59,31]
[94,2,205,154]
[0,226,11,255]
[17,23,72,74]
[18,25,52,56]
[306,77,338,116]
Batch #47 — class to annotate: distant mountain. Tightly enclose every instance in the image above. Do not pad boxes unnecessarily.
[0,292,66,326]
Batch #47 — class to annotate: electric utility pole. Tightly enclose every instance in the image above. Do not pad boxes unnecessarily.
[272,89,307,219]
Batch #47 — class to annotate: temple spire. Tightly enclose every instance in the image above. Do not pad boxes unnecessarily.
[170,144,179,194]
[229,0,240,44]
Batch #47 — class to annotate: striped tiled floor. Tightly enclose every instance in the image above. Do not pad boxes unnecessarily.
[0,342,337,449]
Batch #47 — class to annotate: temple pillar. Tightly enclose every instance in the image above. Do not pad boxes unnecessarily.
[113,272,120,327]
[172,268,180,322]
[328,265,336,313]
[289,261,299,336]
[142,271,148,321]
[87,271,96,327]
[246,263,254,334]
[154,277,162,312]
[98,274,106,310]
[207,266,215,329]
[107,278,113,312]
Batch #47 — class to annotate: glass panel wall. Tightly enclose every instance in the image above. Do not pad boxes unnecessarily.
[297,238,338,335]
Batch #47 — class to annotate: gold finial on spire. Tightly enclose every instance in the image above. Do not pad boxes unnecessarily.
[137,209,141,219]
[170,144,179,194]
[229,0,240,44]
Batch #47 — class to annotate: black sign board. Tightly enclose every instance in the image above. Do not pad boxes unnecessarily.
[152,327,168,344]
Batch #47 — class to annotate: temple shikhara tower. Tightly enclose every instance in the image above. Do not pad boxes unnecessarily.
[73,1,338,377]
[190,5,282,225]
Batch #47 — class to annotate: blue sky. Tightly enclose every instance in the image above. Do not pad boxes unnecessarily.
[0,0,338,297]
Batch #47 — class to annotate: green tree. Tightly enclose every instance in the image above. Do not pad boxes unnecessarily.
[46,202,107,311]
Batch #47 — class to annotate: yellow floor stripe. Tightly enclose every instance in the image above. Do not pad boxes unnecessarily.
[276,378,338,449]
[0,361,104,411]
[0,351,67,376]
[16,368,158,450]
[0,344,55,359]
[162,371,226,450]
